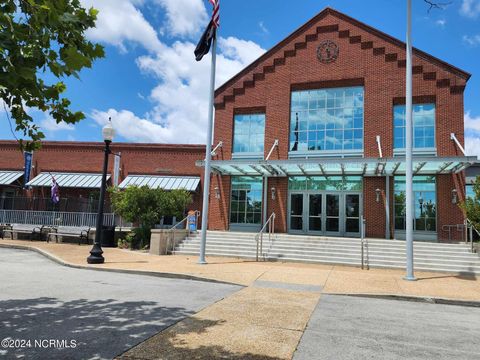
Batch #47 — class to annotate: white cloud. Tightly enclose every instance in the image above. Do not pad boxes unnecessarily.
[435,19,446,28]
[465,112,480,158]
[81,0,163,53]
[84,0,266,144]
[466,136,480,158]
[156,0,208,38]
[463,34,480,46]
[460,0,480,18]
[40,116,75,132]
[465,111,480,132]
[96,37,266,144]
[259,21,269,35]
[219,37,267,65]
[91,109,173,143]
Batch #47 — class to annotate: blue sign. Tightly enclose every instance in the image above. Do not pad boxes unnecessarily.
[23,151,33,188]
[188,211,197,232]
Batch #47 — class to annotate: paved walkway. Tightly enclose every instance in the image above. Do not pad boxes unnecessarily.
[0,248,241,360]
[1,239,479,359]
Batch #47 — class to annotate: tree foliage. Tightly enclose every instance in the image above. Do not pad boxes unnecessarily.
[109,186,192,229]
[460,176,480,231]
[0,0,105,150]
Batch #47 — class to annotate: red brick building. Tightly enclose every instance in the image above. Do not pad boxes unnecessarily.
[0,141,205,218]
[1,8,475,242]
[204,8,474,242]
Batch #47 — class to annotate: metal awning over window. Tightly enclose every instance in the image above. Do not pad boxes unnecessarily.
[26,173,110,188]
[0,171,23,185]
[118,175,200,191]
[196,156,477,177]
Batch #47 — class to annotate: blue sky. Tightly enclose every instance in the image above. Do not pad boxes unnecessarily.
[1,0,480,155]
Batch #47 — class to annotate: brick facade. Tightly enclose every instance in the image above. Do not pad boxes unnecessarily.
[0,141,205,215]
[208,8,470,241]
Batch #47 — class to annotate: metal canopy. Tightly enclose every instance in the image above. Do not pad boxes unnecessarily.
[196,156,478,177]
[0,171,23,185]
[27,172,110,188]
[119,175,200,191]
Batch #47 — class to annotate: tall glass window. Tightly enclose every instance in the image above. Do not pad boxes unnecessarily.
[288,176,363,191]
[230,177,263,224]
[233,114,265,157]
[393,104,435,150]
[290,87,364,153]
[394,176,436,232]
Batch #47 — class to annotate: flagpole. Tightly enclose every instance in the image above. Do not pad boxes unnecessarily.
[404,0,416,281]
[199,30,217,265]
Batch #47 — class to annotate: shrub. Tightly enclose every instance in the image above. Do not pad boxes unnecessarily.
[109,186,192,248]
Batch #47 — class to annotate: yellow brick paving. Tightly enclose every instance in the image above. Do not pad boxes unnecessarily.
[1,239,479,359]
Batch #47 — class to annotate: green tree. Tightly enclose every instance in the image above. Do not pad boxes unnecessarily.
[0,0,104,150]
[109,186,192,248]
[460,176,480,232]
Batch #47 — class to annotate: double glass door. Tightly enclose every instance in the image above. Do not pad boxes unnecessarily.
[289,192,361,236]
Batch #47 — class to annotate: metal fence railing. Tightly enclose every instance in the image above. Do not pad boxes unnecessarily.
[0,210,115,228]
[0,196,112,213]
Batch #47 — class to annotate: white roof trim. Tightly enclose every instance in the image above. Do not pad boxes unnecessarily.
[26,172,110,188]
[0,171,23,185]
[118,175,200,191]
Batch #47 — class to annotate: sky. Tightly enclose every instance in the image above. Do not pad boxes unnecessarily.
[1,0,480,156]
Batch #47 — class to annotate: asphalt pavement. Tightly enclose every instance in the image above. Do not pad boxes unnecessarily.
[294,294,480,360]
[0,248,241,360]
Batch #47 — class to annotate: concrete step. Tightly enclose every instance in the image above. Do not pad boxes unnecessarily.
[183,238,474,255]
[175,231,480,274]
[178,243,478,261]
[188,234,472,250]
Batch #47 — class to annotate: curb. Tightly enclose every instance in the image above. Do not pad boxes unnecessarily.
[326,292,480,308]
[0,243,243,287]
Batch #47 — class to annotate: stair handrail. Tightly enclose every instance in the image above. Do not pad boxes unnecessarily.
[166,210,200,254]
[360,216,369,270]
[255,212,275,261]
[465,218,480,253]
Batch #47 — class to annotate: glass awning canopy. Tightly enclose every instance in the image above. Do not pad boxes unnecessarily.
[195,156,478,177]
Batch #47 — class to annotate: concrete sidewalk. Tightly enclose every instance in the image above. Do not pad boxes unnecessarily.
[1,239,479,301]
[1,239,479,359]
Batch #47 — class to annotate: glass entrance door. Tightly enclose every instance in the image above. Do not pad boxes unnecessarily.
[308,194,322,232]
[325,194,340,234]
[345,194,360,234]
[288,191,361,237]
[290,193,304,231]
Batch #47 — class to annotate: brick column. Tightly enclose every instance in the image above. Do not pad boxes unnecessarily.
[437,174,465,242]
[267,177,288,233]
[207,174,231,231]
[363,176,387,238]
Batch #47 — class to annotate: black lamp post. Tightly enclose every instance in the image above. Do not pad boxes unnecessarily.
[87,119,115,264]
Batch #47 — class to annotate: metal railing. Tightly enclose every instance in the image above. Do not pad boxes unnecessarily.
[255,212,276,262]
[360,216,369,270]
[166,211,200,254]
[0,210,115,227]
[465,219,480,253]
[0,196,112,213]
[442,220,479,253]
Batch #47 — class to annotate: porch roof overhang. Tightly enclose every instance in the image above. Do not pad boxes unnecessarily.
[195,156,478,177]
[26,172,110,188]
[0,171,23,185]
[118,175,200,191]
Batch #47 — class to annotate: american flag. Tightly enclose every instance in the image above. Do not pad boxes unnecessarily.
[209,0,220,28]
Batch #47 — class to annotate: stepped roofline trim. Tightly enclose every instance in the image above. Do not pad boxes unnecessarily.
[215,7,470,97]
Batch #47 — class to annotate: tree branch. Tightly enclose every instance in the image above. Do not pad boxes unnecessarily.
[423,0,453,12]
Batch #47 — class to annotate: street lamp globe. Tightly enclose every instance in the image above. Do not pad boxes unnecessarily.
[102,119,115,142]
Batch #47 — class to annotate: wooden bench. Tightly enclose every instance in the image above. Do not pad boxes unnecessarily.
[2,224,43,241]
[47,226,91,245]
